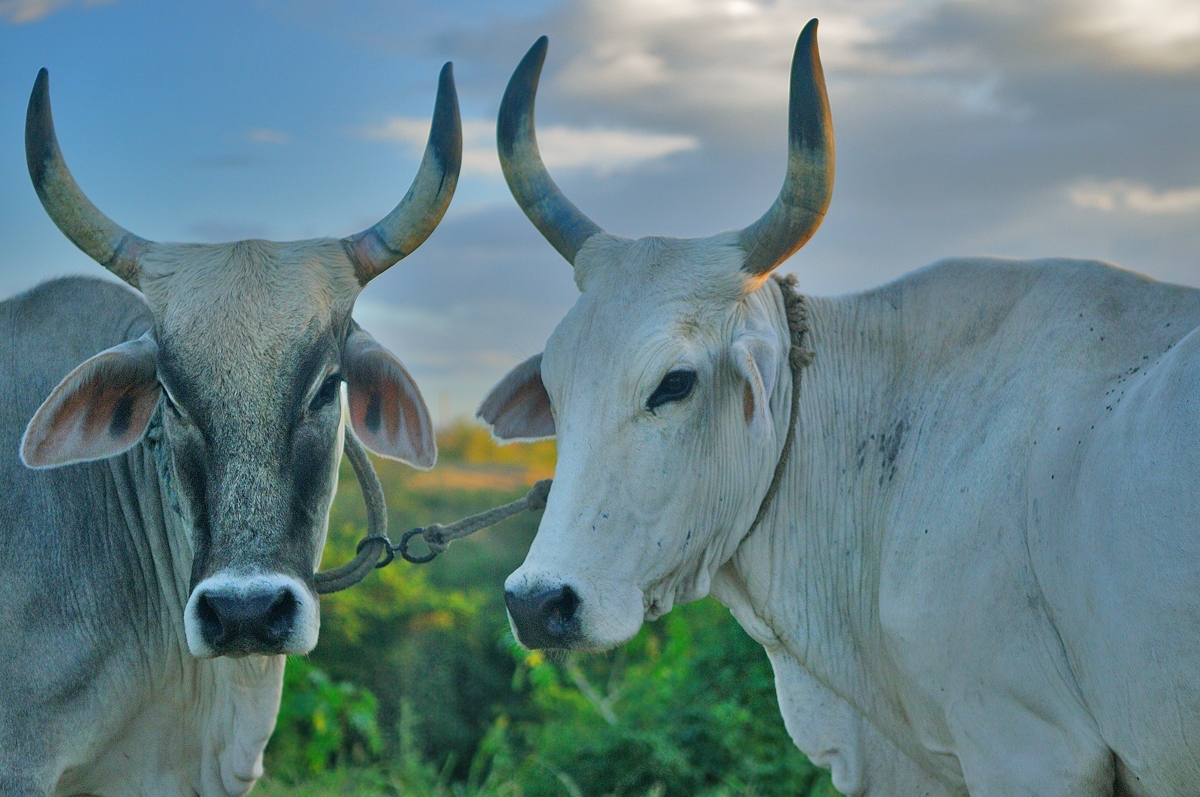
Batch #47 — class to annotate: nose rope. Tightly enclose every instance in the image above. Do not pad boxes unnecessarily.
[316,275,807,594]
[313,429,552,593]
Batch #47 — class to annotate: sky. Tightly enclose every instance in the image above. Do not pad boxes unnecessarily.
[2,0,1200,424]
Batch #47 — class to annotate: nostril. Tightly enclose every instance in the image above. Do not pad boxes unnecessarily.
[196,592,226,645]
[263,590,297,644]
[505,584,581,648]
[193,586,298,654]
[540,586,578,636]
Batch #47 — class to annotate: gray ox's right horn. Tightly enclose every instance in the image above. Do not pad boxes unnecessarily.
[343,62,462,285]
[738,19,834,276]
[26,69,149,288]
[498,37,603,265]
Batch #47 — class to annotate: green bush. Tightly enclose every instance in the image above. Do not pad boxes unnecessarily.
[268,657,382,780]
[477,599,832,797]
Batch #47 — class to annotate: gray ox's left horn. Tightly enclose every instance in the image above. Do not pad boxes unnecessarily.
[739,19,835,276]
[498,37,603,265]
[343,62,462,284]
[26,69,149,288]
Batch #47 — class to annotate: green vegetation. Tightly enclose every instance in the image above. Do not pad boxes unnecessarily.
[258,423,834,797]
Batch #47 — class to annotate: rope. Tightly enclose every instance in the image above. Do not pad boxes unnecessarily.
[313,432,390,594]
[316,274,808,592]
[743,274,813,540]
[313,430,552,593]
[398,478,552,564]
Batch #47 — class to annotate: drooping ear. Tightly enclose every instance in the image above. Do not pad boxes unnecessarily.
[477,353,555,441]
[731,329,780,440]
[342,324,436,469]
[22,332,161,468]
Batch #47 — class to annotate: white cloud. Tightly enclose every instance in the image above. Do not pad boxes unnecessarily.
[0,0,110,24]
[362,117,698,177]
[247,128,290,145]
[1081,0,1200,68]
[1069,180,1200,214]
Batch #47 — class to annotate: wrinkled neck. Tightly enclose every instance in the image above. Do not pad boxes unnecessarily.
[717,288,905,721]
[112,406,196,677]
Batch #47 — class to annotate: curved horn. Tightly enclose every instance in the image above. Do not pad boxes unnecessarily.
[739,19,834,276]
[26,69,149,288]
[343,62,462,285]
[498,37,603,265]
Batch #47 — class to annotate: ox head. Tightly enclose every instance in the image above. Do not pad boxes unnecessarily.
[481,22,832,650]
[19,66,461,657]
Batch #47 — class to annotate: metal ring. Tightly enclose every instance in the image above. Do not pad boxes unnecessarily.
[398,527,439,564]
[356,533,395,569]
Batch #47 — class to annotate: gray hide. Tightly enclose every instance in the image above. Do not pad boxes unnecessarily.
[0,277,249,796]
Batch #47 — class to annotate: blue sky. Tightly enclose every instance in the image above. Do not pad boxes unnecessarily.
[3,0,1200,422]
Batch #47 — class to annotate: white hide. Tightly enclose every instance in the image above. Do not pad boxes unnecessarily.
[495,249,1200,796]
[55,655,285,797]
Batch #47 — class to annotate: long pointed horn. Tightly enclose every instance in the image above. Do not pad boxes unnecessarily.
[343,62,462,285]
[498,37,603,265]
[739,19,834,276]
[26,69,149,288]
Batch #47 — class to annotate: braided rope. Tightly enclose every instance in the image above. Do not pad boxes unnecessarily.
[398,479,551,564]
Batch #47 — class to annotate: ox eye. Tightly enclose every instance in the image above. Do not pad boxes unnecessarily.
[310,375,342,413]
[647,369,697,411]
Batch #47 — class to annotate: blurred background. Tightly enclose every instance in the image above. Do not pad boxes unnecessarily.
[3,1,1199,794]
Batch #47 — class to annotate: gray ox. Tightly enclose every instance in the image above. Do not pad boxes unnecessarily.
[482,21,1200,797]
[1,66,460,796]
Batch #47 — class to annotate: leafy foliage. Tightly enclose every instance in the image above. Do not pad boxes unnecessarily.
[268,657,382,779]
[263,422,833,796]
[482,600,835,797]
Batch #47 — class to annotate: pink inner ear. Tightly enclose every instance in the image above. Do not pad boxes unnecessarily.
[495,373,554,439]
[478,353,555,441]
[345,348,435,468]
[23,349,161,468]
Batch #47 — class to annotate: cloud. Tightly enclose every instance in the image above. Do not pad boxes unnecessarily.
[247,128,290,145]
[362,117,698,177]
[1079,0,1200,68]
[1069,180,1200,214]
[0,0,110,24]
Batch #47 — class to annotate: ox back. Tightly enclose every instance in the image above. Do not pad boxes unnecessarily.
[0,276,283,797]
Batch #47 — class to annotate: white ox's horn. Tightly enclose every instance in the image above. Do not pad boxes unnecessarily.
[738,18,835,276]
[343,62,463,284]
[26,69,149,288]
[496,21,833,276]
[497,36,604,265]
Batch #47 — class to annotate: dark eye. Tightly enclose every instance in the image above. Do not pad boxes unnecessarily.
[310,375,342,413]
[646,369,697,411]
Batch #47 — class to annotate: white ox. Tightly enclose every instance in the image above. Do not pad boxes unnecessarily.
[1,66,459,796]
[480,21,1200,797]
